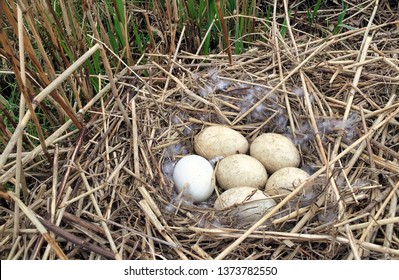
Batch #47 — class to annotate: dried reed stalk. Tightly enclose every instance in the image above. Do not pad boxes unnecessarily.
[7,192,68,260]
[2,2,398,260]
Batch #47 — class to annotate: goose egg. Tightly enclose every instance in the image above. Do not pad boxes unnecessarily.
[172,155,214,202]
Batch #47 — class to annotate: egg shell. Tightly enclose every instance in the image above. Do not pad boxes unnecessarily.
[214,186,276,223]
[172,155,214,202]
[194,126,249,160]
[265,167,311,197]
[250,133,300,173]
[216,154,268,190]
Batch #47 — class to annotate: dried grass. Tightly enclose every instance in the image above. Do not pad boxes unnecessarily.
[1,2,399,260]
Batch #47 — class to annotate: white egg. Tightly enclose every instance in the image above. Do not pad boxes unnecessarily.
[172,155,214,202]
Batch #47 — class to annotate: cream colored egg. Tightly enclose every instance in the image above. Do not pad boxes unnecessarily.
[214,186,276,223]
[250,133,300,173]
[172,155,214,202]
[194,126,249,160]
[216,154,268,190]
[265,167,311,197]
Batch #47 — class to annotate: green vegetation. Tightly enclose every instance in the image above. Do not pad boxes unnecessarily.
[308,0,323,27]
[0,0,352,150]
[333,1,348,35]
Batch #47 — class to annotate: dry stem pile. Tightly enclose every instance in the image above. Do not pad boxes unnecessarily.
[1,2,399,260]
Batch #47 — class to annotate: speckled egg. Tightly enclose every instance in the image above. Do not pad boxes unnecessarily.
[250,133,300,173]
[216,154,268,190]
[194,126,249,160]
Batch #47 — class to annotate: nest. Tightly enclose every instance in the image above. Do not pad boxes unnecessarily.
[1,19,399,260]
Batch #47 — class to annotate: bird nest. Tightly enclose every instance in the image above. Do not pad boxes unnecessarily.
[1,22,399,260]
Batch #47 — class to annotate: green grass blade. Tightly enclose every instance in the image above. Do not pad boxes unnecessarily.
[310,0,323,26]
[114,0,125,23]
[187,0,196,19]
[131,18,144,54]
[333,1,347,35]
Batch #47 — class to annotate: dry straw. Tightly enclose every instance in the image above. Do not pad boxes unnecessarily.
[1,1,399,260]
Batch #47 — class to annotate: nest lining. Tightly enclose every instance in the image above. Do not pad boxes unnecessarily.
[1,21,399,260]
